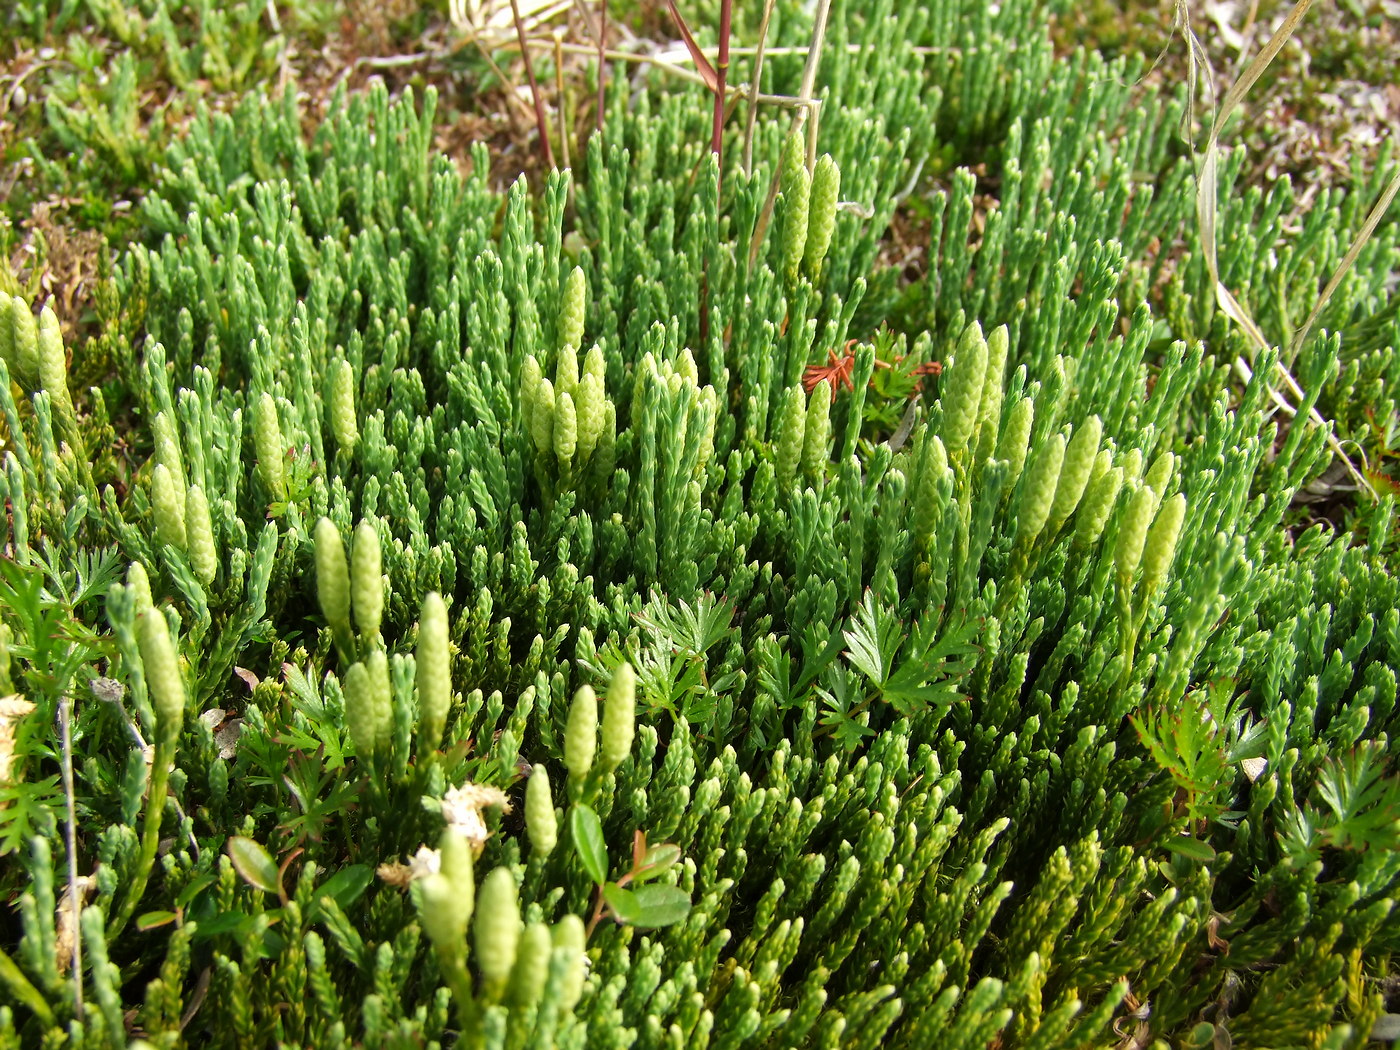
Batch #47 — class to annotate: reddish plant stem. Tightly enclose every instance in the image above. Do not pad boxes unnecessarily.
[700,0,733,346]
[509,0,556,170]
[711,0,732,188]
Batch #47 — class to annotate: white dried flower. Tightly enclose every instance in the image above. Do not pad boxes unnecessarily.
[409,846,442,881]
[441,782,511,849]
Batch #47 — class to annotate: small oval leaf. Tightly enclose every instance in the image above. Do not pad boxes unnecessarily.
[630,885,691,928]
[137,910,178,931]
[227,836,280,895]
[633,843,682,883]
[601,883,642,925]
[1165,835,1216,862]
[189,910,250,940]
[570,804,609,886]
[318,864,373,909]
[175,874,217,910]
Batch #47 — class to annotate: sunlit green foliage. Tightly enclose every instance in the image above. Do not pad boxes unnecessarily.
[1,0,1399,1047]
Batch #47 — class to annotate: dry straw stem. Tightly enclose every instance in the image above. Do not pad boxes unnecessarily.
[748,0,832,269]
[1181,0,1395,499]
[792,0,832,168]
[508,38,815,109]
[591,0,606,131]
[58,696,83,1018]
[554,36,571,172]
[509,0,557,169]
[741,0,777,175]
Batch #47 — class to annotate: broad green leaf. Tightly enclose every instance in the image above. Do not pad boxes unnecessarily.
[571,803,609,885]
[175,874,217,910]
[189,911,251,940]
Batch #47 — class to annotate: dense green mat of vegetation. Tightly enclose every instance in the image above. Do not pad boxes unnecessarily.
[2,1,1399,1046]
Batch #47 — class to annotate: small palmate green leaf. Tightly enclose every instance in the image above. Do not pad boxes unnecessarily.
[843,590,901,684]
[227,835,280,895]
[571,804,609,885]
[881,609,980,714]
[817,663,875,752]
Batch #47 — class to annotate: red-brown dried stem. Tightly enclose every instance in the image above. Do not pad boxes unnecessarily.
[711,0,732,193]
[510,0,556,170]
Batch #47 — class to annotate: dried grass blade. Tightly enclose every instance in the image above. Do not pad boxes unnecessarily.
[742,0,777,175]
[1288,167,1400,364]
[1170,0,1216,147]
[1183,0,1375,497]
[1211,0,1314,128]
[509,0,557,169]
[58,696,83,1017]
[665,0,720,94]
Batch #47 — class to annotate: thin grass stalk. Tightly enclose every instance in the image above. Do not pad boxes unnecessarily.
[360,38,1037,81]
[747,0,831,268]
[742,0,777,176]
[555,35,572,172]
[1181,0,1376,497]
[794,0,831,164]
[596,0,607,131]
[510,0,557,170]
[59,696,83,1019]
[1232,0,1261,71]
[503,38,823,107]
[470,43,541,128]
[1286,169,1400,366]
